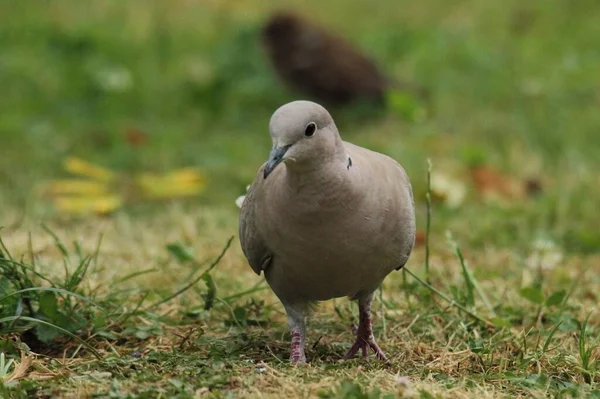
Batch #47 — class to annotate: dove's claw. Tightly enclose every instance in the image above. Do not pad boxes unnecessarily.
[342,292,390,363]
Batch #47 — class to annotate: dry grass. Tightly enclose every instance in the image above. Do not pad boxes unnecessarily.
[1,203,599,398]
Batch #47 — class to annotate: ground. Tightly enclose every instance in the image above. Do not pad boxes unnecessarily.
[1,0,599,398]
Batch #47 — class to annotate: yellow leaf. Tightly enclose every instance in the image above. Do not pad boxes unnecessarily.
[145,186,204,199]
[135,168,206,199]
[63,157,115,182]
[162,168,206,184]
[53,194,122,215]
[137,179,204,199]
[135,174,160,193]
[45,180,111,196]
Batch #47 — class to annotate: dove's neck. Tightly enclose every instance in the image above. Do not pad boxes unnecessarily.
[282,142,352,205]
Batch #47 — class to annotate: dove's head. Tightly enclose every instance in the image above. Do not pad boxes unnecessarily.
[264,101,344,179]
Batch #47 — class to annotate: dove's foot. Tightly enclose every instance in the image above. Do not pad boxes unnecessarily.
[343,334,388,361]
[342,292,389,363]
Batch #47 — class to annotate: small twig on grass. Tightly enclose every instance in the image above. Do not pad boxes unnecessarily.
[177,328,197,350]
[312,335,323,350]
[145,236,234,311]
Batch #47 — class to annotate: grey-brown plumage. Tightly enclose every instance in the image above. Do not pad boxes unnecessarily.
[239,100,416,363]
[261,11,393,106]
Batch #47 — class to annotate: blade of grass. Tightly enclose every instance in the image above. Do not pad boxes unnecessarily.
[447,231,496,316]
[222,280,267,302]
[578,311,595,384]
[146,236,234,311]
[403,267,493,327]
[0,316,102,359]
[556,262,590,321]
[41,224,69,259]
[425,158,432,282]
[216,297,245,331]
[27,232,35,272]
[107,290,151,329]
[541,320,563,356]
[379,284,386,338]
[0,229,15,261]
[0,352,15,378]
[201,273,217,310]
[0,287,109,315]
[447,231,475,307]
[91,233,104,269]
[65,256,92,291]
[0,258,57,287]
[74,240,83,260]
[113,268,159,285]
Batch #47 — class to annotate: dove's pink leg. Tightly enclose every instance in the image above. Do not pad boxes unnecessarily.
[284,304,307,364]
[343,292,389,362]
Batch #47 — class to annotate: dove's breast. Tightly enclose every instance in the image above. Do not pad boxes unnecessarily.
[259,146,415,303]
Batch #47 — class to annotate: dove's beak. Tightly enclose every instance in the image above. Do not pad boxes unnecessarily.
[264,145,291,179]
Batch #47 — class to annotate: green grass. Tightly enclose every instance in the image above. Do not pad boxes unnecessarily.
[1,0,600,397]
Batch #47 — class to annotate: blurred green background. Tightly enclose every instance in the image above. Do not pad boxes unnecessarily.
[1,0,599,251]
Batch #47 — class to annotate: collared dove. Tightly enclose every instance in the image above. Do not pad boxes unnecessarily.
[239,100,415,363]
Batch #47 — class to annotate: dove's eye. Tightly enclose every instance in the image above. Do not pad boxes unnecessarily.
[304,122,317,137]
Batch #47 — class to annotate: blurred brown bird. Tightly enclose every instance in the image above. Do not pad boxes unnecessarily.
[261,11,424,107]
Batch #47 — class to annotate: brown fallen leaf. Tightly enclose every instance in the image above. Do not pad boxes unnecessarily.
[4,352,34,382]
[124,126,149,147]
[414,230,426,247]
[469,166,532,203]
